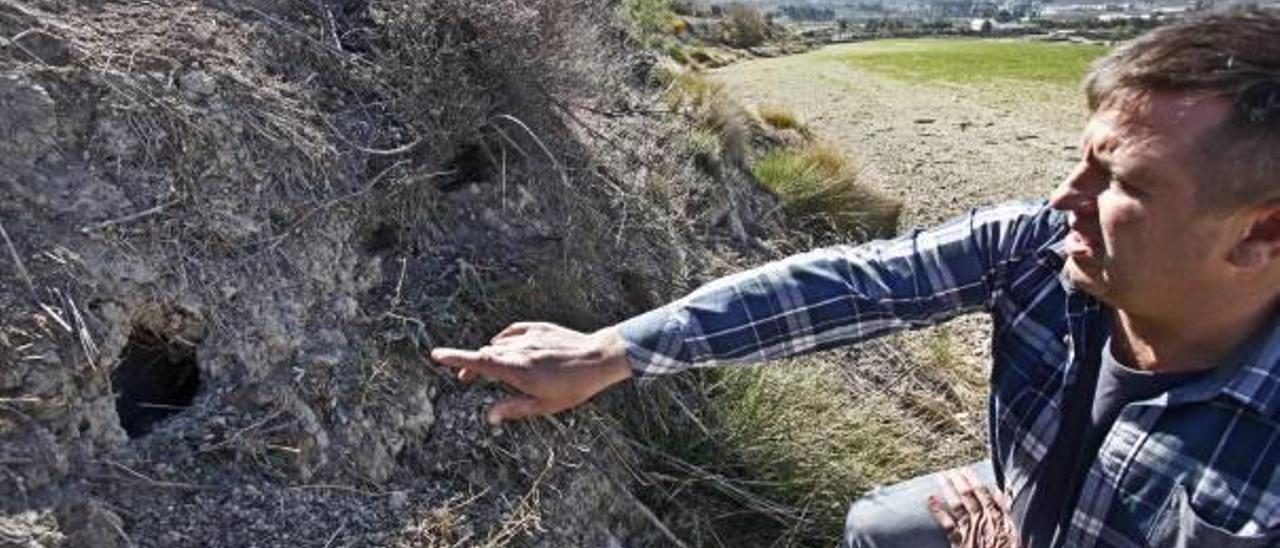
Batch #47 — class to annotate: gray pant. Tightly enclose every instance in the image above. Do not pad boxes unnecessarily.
[844,461,996,548]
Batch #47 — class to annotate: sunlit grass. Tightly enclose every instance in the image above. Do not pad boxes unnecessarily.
[758,104,808,134]
[752,143,900,239]
[825,38,1107,89]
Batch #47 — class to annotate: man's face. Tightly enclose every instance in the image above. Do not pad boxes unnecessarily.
[1048,91,1243,318]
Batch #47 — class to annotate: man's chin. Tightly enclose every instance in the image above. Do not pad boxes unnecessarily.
[1064,258,1109,297]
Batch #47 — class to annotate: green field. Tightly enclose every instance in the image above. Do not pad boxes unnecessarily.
[823,38,1109,89]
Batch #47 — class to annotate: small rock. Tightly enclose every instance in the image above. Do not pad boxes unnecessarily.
[58,500,127,548]
[14,31,72,66]
[309,353,341,367]
[913,118,937,124]
[388,490,409,510]
[191,22,217,46]
[179,70,217,98]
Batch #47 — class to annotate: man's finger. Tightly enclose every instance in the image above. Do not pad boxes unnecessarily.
[962,467,997,511]
[430,348,529,388]
[927,496,963,545]
[938,472,964,515]
[487,396,553,425]
[458,368,477,383]
[952,469,984,516]
[996,489,1013,511]
[492,322,545,342]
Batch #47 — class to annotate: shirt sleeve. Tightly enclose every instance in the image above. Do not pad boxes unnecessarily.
[617,201,1064,377]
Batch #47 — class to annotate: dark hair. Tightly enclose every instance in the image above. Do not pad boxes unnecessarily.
[1085,7,1280,209]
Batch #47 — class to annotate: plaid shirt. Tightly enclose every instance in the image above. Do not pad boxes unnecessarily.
[619,202,1280,547]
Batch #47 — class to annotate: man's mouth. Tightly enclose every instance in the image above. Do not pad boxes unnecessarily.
[1064,222,1102,260]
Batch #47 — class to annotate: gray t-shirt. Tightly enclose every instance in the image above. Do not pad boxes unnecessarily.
[1014,336,1211,548]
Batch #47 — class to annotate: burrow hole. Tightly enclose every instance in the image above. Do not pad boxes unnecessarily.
[363,221,401,255]
[111,328,201,438]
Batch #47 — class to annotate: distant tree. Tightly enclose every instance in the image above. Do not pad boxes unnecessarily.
[779,4,837,21]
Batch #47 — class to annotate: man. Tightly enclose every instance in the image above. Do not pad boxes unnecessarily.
[431,9,1280,548]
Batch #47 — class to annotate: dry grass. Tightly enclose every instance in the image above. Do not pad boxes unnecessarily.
[752,143,901,239]
[664,70,753,168]
[613,348,979,546]
[681,127,722,161]
[757,104,807,135]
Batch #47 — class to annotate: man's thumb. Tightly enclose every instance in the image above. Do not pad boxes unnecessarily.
[487,396,551,425]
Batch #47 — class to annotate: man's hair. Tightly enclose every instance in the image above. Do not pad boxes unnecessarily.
[1084,7,1280,210]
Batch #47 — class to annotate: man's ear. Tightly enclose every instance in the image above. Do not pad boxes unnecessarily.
[1228,201,1280,270]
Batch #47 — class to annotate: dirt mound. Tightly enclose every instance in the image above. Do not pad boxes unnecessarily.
[0,0,781,544]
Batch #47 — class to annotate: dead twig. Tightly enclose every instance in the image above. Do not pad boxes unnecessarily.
[479,449,555,548]
[80,200,175,233]
[322,520,347,548]
[543,415,693,548]
[290,483,388,498]
[489,114,570,189]
[62,289,100,368]
[100,459,216,491]
[0,220,35,296]
[321,116,423,156]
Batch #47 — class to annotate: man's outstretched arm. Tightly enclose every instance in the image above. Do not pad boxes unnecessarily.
[432,202,1062,423]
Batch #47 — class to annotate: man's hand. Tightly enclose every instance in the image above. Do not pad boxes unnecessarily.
[927,467,1020,548]
[428,323,634,425]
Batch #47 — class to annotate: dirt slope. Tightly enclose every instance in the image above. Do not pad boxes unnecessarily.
[0,0,777,545]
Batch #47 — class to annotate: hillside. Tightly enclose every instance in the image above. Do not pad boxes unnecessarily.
[0,0,796,545]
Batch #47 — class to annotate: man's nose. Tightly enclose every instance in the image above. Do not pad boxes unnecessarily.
[1048,164,1098,213]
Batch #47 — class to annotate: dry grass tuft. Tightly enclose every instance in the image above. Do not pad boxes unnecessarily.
[758,104,808,135]
[611,353,960,545]
[709,360,936,539]
[752,143,901,239]
[665,70,754,168]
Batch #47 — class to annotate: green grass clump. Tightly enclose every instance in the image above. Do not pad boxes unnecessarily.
[665,43,690,65]
[711,364,932,526]
[829,38,1107,89]
[752,144,900,238]
[611,358,960,545]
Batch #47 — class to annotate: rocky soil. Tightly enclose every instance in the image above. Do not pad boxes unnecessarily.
[0,0,782,546]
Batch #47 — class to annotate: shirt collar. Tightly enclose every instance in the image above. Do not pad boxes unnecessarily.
[1219,312,1280,419]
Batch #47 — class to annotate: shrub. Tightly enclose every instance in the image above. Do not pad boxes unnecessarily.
[665,42,691,65]
[752,143,901,238]
[622,0,677,46]
[670,17,690,35]
[681,127,723,159]
[663,70,750,166]
[664,70,723,110]
[722,5,770,48]
[687,47,714,65]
